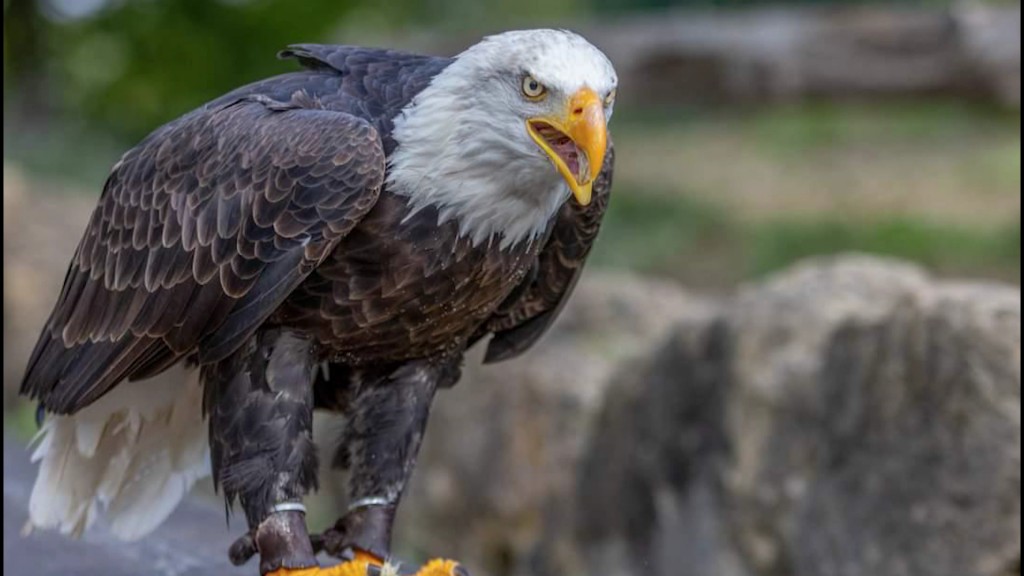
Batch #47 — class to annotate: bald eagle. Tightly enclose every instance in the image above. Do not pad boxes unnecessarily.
[21,29,616,576]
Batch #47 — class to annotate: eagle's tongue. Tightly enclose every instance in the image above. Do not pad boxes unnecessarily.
[535,122,587,184]
[547,132,582,181]
[552,137,579,178]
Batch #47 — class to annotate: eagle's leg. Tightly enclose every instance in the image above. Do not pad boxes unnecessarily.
[318,359,463,573]
[204,329,320,574]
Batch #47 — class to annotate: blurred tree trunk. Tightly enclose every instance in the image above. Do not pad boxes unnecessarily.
[4,0,50,122]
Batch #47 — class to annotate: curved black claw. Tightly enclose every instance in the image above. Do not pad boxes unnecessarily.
[309,525,347,558]
[228,530,258,566]
[309,531,327,555]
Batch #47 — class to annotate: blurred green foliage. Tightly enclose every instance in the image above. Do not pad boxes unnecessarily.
[5,0,398,139]
[3,0,589,141]
[749,218,1021,279]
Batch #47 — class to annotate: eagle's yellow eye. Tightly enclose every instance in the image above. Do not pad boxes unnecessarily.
[522,75,546,100]
[604,88,617,107]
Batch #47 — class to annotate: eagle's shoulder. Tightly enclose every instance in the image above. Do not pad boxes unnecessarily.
[252,45,455,151]
[277,44,452,78]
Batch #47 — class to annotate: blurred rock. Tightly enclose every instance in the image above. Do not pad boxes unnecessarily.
[396,273,719,575]
[955,3,1022,108]
[4,436,248,576]
[421,6,1021,108]
[604,5,1022,107]
[579,256,1021,576]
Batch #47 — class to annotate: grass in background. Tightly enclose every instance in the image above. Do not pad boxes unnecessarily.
[748,100,1015,152]
[749,217,1021,280]
[613,100,1021,228]
[591,191,745,288]
[592,185,1021,287]
[597,98,1021,286]
[5,401,39,442]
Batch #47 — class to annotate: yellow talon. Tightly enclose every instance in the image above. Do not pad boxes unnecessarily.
[267,557,463,576]
[413,559,463,576]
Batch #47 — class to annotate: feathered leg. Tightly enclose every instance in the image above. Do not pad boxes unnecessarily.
[317,359,467,575]
[203,329,320,574]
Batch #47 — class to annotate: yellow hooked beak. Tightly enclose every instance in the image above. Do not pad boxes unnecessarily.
[527,87,608,205]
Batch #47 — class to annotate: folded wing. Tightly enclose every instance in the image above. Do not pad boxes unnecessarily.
[21,95,385,415]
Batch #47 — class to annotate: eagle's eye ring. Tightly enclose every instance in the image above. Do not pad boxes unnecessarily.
[604,88,617,107]
[522,75,546,100]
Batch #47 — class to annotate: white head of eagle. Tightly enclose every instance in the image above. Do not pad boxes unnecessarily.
[387,29,618,249]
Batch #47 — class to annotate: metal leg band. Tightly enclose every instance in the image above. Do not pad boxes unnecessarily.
[270,502,307,515]
[347,496,392,512]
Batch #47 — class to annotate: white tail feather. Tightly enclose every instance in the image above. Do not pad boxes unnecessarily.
[28,367,210,541]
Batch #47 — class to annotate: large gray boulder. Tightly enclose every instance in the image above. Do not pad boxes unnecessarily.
[395,272,717,575]
[579,256,1021,576]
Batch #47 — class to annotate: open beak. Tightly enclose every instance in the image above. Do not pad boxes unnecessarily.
[527,88,608,205]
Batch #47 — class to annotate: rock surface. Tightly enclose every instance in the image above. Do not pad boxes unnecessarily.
[3,437,249,576]
[579,256,1021,576]
[385,256,1019,576]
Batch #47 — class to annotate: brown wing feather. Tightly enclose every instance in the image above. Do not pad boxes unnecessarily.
[21,94,385,414]
[479,144,615,363]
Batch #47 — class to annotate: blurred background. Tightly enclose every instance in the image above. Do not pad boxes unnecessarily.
[3,1,1020,576]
